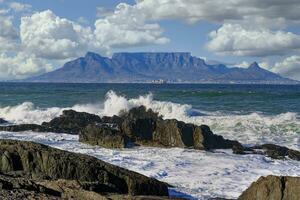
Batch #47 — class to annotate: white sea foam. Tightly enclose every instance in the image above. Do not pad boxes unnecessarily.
[0,90,299,149]
[0,131,299,200]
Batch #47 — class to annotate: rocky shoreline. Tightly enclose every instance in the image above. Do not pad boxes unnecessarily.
[1,106,299,161]
[0,139,170,199]
[1,106,300,199]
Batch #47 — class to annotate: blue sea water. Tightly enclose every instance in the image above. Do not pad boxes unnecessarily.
[1,82,300,115]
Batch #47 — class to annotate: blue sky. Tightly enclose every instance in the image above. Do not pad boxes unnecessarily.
[0,0,300,80]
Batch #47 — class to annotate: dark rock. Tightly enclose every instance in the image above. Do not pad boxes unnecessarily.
[0,110,102,134]
[198,125,242,150]
[233,143,300,161]
[0,118,8,124]
[120,106,160,142]
[0,124,46,132]
[254,144,289,159]
[0,139,169,197]
[42,110,102,134]
[238,175,300,200]
[0,174,176,200]
[102,115,123,126]
[153,119,194,148]
[79,123,130,148]
[288,149,300,161]
[80,106,242,151]
[0,173,61,199]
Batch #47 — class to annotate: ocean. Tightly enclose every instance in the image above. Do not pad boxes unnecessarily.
[0,82,300,199]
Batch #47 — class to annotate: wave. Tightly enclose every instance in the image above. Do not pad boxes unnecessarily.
[0,90,299,149]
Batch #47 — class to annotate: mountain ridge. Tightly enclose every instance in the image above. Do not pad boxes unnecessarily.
[25,52,298,84]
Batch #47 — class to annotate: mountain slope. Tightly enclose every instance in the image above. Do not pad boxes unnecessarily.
[25,52,298,84]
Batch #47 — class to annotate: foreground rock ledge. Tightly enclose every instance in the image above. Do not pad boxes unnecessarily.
[0,139,170,199]
[238,175,300,200]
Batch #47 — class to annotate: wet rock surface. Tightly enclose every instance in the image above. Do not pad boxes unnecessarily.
[0,139,169,199]
[238,175,300,200]
[41,110,102,134]
[0,110,102,134]
[233,143,300,161]
[80,106,242,150]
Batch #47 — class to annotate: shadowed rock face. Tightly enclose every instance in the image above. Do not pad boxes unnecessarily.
[0,139,169,198]
[238,175,300,200]
[80,106,242,150]
[0,110,102,134]
[41,110,102,134]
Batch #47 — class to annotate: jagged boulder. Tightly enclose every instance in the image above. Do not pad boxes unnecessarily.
[238,175,300,200]
[79,123,130,148]
[80,106,242,150]
[41,110,102,134]
[119,106,160,142]
[0,139,169,197]
[0,110,102,134]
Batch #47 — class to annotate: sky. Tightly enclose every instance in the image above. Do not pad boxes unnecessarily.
[0,0,300,80]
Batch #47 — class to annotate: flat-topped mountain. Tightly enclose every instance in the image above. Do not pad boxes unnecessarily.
[25,52,298,84]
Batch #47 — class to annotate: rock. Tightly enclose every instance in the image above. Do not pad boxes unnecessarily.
[253,144,289,159]
[80,106,242,151]
[0,110,102,134]
[0,124,46,132]
[238,175,300,200]
[0,118,8,124]
[153,119,194,148]
[233,143,300,161]
[79,123,130,148]
[0,173,61,200]
[196,125,242,150]
[41,110,102,134]
[0,174,175,200]
[119,106,160,142]
[288,149,300,161]
[0,139,169,198]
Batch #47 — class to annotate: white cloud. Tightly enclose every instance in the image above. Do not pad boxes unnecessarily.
[77,16,89,25]
[20,10,108,60]
[0,9,9,15]
[94,3,169,48]
[0,53,53,80]
[0,16,19,52]
[0,15,18,40]
[8,2,31,12]
[20,9,168,60]
[96,7,113,18]
[267,56,300,81]
[232,61,252,68]
[0,6,170,80]
[206,24,300,57]
[116,0,300,28]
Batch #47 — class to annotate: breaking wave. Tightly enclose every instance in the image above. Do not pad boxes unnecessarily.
[0,90,299,149]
